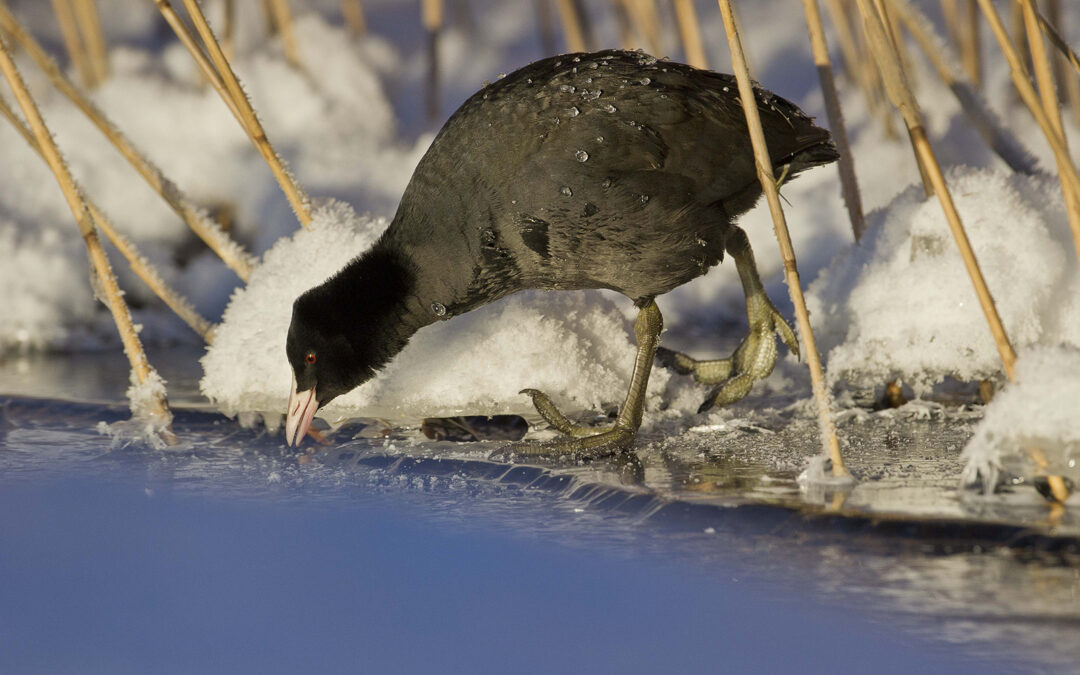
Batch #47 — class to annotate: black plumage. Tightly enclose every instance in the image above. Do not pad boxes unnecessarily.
[285,49,838,449]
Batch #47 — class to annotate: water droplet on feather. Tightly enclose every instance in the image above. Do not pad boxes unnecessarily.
[575,150,589,162]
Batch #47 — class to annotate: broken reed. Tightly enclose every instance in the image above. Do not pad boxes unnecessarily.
[0,34,171,425]
[716,0,851,479]
[0,4,256,282]
[0,96,215,342]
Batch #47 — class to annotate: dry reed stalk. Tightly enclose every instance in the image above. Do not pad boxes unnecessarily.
[1047,0,1080,127]
[801,0,867,241]
[221,0,235,61]
[341,0,366,36]
[266,0,301,69]
[1045,0,1080,127]
[536,0,557,55]
[887,0,1040,175]
[1033,2,1080,132]
[611,0,634,50]
[0,96,216,342]
[422,0,442,121]
[940,0,963,51]
[672,0,706,68]
[873,0,914,86]
[0,35,171,424]
[961,0,981,86]
[716,0,850,479]
[623,0,661,56]
[1021,0,1080,257]
[555,0,586,52]
[976,0,1080,264]
[72,0,107,85]
[1035,9,1080,77]
[854,0,1018,380]
[869,0,933,195]
[166,0,313,228]
[823,0,886,123]
[846,0,899,139]
[0,4,255,281]
[50,0,94,88]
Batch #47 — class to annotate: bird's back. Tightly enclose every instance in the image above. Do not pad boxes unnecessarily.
[386,50,837,311]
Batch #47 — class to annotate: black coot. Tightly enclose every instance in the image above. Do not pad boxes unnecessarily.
[285,49,838,454]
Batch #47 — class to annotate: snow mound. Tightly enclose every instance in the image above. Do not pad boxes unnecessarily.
[961,346,1080,493]
[807,167,1078,393]
[0,220,96,351]
[201,202,660,425]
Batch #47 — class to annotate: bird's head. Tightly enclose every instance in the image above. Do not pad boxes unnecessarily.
[283,293,364,447]
[283,246,420,447]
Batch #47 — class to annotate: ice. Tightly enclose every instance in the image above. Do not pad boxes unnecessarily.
[961,346,1080,493]
[806,167,1078,394]
[95,368,172,450]
[200,201,666,425]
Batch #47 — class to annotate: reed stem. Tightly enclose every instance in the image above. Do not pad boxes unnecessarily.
[672,0,706,68]
[717,0,850,480]
[555,0,587,52]
[72,0,107,85]
[0,3,256,281]
[886,0,1040,175]
[50,0,94,87]
[801,0,867,241]
[266,0,301,68]
[976,0,1080,265]
[341,0,366,35]
[0,34,171,424]
[166,0,312,227]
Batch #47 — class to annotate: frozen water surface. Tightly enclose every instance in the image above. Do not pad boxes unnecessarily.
[2,351,1079,672]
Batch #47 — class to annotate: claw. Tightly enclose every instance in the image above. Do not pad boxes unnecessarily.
[655,346,696,375]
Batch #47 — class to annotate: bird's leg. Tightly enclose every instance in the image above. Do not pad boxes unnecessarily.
[514,299,663,457]
[654,226,798,413]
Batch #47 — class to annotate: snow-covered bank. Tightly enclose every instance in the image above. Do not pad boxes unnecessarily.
[807,167,1080,394]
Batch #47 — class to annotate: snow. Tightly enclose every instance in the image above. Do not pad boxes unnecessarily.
[961,346,1080,493]
[807,167,1079,394]
[96,368,172,450]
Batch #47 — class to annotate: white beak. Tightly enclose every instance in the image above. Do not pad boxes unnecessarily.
[285,374,318,447]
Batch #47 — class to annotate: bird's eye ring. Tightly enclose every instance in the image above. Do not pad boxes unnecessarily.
[305,352,317,365]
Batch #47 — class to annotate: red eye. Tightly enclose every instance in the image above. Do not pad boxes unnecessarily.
[305,352,317,365]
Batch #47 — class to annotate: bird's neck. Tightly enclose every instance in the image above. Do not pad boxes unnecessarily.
[327,241,437,372]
